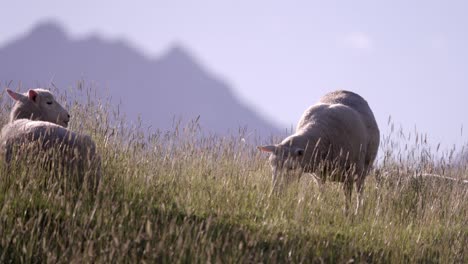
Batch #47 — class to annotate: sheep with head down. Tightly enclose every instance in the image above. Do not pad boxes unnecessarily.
[259,90,379,214]
[0,88,101,190]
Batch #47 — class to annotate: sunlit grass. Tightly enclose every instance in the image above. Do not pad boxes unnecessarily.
[0,85,466,263]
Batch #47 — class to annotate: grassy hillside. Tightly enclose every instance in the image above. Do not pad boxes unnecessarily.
[0,87,466,263]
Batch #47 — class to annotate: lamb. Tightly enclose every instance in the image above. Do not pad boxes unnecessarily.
[0,88,101,190]
[259,90,380,214]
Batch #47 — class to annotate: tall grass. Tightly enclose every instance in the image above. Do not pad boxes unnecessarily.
[0,85,466,263]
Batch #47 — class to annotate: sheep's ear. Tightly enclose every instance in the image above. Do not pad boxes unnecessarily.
[28,90,38,102]
[258,145,277,153]
[6,89,26,101]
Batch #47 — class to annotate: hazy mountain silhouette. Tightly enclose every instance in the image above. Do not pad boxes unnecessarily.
[0,21,280,137]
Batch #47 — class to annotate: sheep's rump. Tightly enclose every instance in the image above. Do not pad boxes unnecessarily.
[318,90,379,169]
[296,103,369,179]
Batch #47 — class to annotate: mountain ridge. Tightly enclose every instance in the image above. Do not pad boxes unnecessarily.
[0,21,280,137]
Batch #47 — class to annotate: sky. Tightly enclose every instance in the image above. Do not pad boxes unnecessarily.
[2,0,468,151]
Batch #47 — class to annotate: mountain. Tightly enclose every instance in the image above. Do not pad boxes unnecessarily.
[0,21,280,137]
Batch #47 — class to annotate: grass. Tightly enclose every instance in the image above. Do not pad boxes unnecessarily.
[0,85,467,263]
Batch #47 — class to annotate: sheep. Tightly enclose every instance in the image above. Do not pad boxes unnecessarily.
[258,90,380,214]
[0,88,101,190]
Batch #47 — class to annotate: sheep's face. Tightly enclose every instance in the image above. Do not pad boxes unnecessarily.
[7,89,70,127]
[258,144,305,190]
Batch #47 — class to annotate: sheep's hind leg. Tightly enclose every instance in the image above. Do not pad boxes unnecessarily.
[355,176,365,215]
[343,179,353,216]
[308,173,324,199]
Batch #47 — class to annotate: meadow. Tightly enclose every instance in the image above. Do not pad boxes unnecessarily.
[0,86,466,263]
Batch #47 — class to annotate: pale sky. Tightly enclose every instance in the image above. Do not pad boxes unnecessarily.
[2,0,468,151]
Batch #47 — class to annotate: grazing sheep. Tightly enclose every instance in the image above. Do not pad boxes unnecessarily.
[0,88,101,190]
[259,90,379,214]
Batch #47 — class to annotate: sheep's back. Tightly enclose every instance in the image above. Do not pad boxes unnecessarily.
[1,120,71,154]
[0,120,97,165]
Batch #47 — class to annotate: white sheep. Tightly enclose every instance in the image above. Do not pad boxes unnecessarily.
[0,88,101,190]
[259,90,380,214]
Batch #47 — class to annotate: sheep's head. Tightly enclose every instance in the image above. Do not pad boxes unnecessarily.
[259,134,330,192]
[6,88,70,127]
[258,141,306,191]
